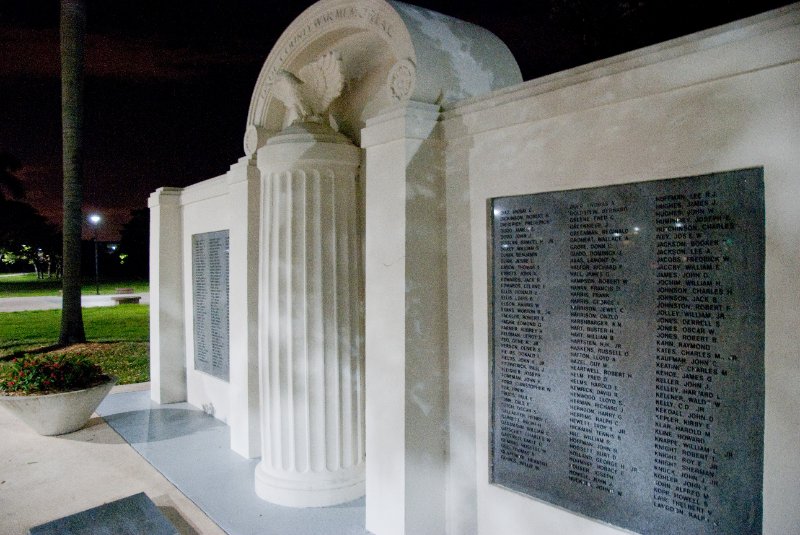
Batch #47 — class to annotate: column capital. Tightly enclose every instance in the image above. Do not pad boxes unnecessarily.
[257,123,360,174]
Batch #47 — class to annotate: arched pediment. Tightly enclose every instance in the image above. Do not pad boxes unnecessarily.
[244,0,521,154]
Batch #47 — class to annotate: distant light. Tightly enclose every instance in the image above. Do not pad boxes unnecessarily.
[88,214,101,225]
[493,208,502,216]
[674,219,684,228]
[633,226,640,233]
[612,232,622,238]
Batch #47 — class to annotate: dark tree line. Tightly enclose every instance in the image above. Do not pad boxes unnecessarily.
[0,200,62,278]
[0,152,62,278]
[1,151,150,280]
[116,208,149,279]
[0,153,25,202]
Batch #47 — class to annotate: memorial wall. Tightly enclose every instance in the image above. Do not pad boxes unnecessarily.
[145,3,799,533]
[437,7,800,533]
[489,169,764,534]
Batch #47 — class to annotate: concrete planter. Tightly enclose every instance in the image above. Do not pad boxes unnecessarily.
[0,378,116,436]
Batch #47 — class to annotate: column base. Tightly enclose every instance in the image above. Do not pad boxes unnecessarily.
[254,461,365,508]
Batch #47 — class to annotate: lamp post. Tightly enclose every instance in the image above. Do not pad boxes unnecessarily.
[88,213,101,295]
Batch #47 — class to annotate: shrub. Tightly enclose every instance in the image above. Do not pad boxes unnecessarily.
[0,354,109,395]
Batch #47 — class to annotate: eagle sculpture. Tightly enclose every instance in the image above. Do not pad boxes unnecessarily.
[273,51,344,128]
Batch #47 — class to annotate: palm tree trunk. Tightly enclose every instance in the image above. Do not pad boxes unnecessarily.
[59,0,86,345]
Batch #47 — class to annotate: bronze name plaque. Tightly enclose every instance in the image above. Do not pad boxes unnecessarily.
[490,168,764,535]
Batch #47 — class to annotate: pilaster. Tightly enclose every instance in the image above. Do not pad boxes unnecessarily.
[361,101,448,535]
[227,156,262,458]
[148,187,186,404]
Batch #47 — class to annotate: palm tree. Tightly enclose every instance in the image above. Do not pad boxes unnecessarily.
[59,0,86,345]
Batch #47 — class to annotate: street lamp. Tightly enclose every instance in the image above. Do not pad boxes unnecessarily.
[88,213,101,295]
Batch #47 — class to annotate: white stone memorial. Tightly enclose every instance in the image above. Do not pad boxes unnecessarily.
[150,1,800,533]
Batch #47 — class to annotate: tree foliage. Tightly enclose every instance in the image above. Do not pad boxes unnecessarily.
[117,208,149,278]
[0,199,61,277]
[0,152,25,201]
[0,154,61,277]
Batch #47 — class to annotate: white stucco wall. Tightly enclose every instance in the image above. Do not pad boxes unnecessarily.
[441,5,799,534]
[363,101,449,535]
[180,176,233,424]
[148,0,798,529]
[150,155,261,459]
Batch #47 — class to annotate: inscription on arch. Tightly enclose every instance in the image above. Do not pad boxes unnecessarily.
[259,3,401,103]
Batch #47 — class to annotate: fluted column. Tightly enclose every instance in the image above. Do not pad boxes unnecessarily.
[255,123,364,507]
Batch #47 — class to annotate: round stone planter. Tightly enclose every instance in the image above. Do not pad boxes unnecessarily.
[0,377,116,436]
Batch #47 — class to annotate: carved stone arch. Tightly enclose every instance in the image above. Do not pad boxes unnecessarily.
[245,0,415,152]
[244,0,522,154]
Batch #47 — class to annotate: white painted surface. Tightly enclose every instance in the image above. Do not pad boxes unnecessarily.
[148,2,800,534]
[150,166,262,459]
[444,133,479,535]
[227,156,262,459]
[245,0,520,153]
[149,187,186,405]
[363,102,448,535]
[181,177,232,427]
[255,124,366,507]
[150,0,520,478]
[441,5,800,534]
[363,116,408,535]
[389,0,521,103]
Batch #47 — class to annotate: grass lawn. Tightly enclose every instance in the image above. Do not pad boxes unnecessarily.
[0,305,149,385]
[0,272,149,298]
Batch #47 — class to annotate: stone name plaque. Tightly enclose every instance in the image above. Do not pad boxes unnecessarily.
[489,168,764,535]
[192,230,230,381]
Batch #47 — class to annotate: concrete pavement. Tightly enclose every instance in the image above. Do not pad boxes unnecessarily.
[0,383,225,535]
[0,285,365,533]
[0,288,223,533]
[0,293,150,313]
[1,384,367,535]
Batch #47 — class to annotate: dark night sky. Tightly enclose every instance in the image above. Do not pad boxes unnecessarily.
[0,0,793,240]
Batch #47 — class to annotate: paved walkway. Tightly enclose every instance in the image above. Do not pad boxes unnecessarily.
[0,383,225,535]
[0,384,367,535]
[97,391,366,535]
[0,293,150,313]
[0,287,365,533]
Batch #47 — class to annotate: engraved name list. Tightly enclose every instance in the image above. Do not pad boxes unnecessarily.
[490,168,764,535]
